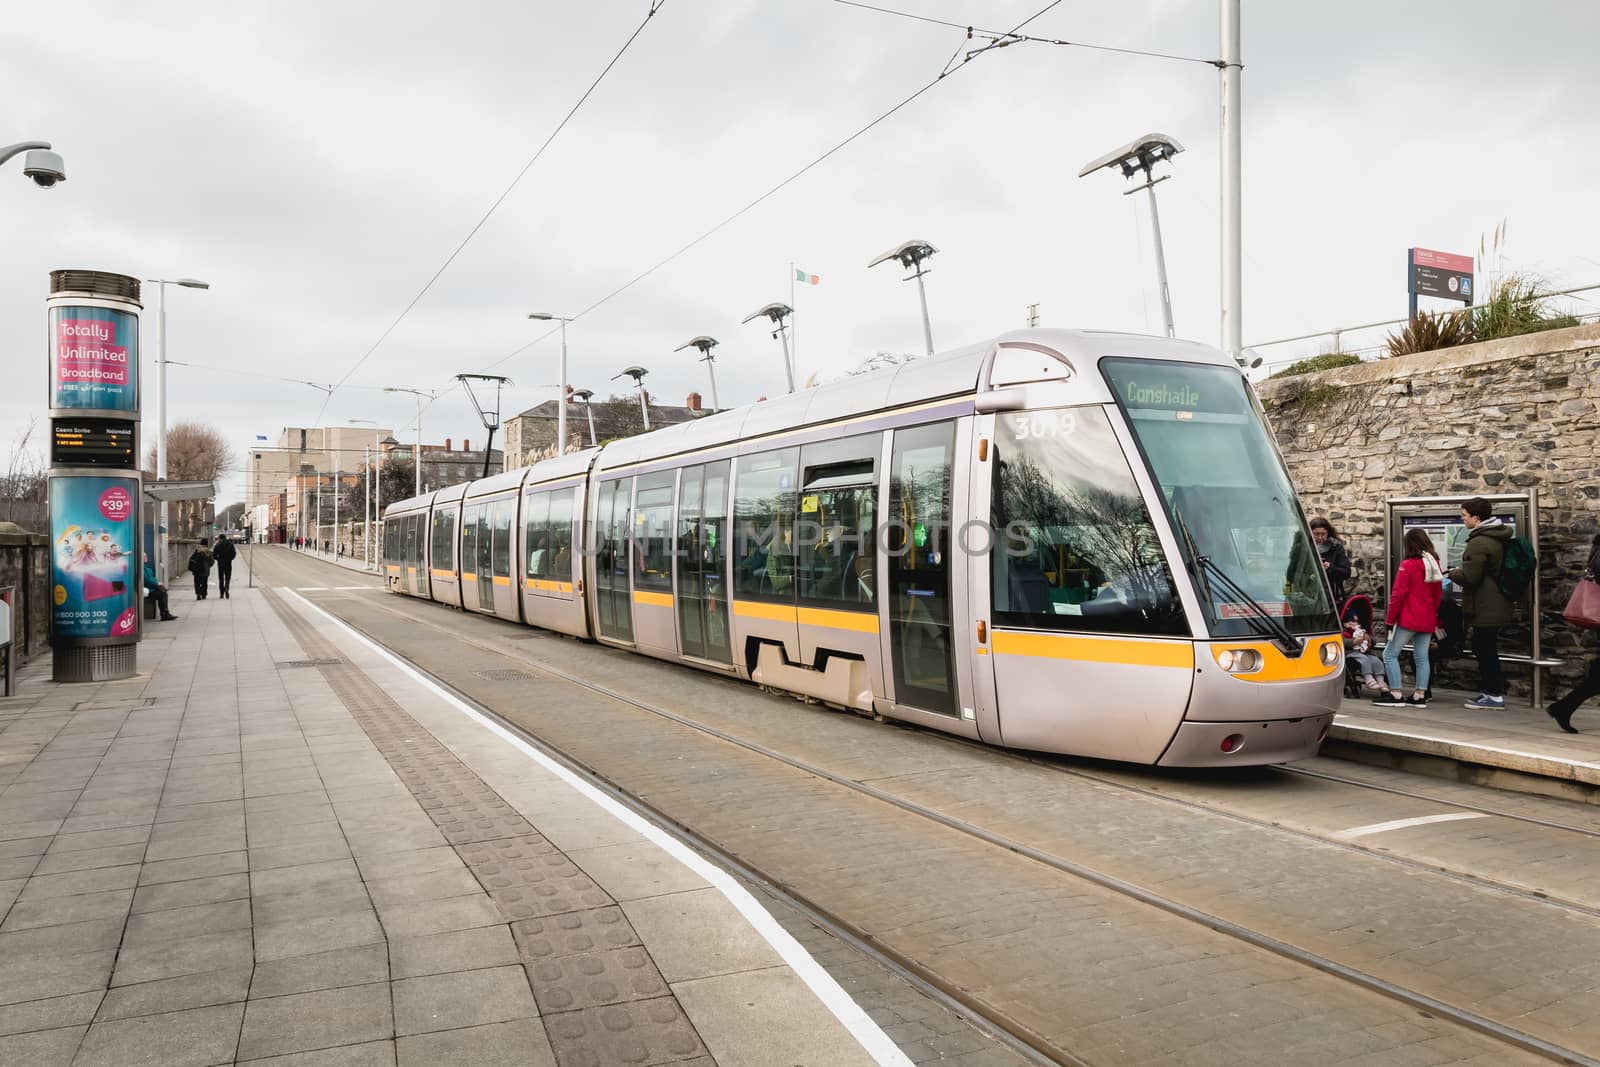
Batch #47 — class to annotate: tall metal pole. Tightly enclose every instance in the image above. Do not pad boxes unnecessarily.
[1145,184,1176,339]
[365,446,372,568]
[703,356,720,411]
[155,281,168,582]
[332,464,339,556]
[413,395,423,497]
[1220,0,1243,360]
[583,402,597,447]
[315,474,322,551]
[913,267,934,357]
[776,320,795,393]
[374,436,383,559]
[636,384,651,431]
[558,319,569,456]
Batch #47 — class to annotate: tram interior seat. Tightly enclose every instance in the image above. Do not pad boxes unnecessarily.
[1005,560,1052,615]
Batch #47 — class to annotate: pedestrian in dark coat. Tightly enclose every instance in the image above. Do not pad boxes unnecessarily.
[1548,534,1600,734]
[188,543,212,600]
[1309,517,1352,602]
[1448,497,1514,709]
[213,535,237,599]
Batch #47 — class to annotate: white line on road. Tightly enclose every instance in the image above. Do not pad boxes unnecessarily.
[283,589,912,1067]
[1336,812,1489,839]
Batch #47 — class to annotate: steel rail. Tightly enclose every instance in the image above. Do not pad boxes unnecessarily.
[282,575,1597,1067]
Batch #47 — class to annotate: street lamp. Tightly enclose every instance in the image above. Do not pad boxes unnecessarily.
[674,336,720,411]
[612,367,650,431]
[527,313,573,456]
[0,141,66,187]
[146,276,210,582]
[867,240,938,358]
[1079,134,1183,342]
[383,387,436,497]
[570,388,598,447]
[740,303,795,393]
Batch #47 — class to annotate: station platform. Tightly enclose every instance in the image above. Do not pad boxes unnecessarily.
[0,567,905,1065]
[1330,688,1600,802]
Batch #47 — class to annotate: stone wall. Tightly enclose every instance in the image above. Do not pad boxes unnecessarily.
[1257,322,1600,692]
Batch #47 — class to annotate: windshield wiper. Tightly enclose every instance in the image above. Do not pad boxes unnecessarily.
[1171,506,1302,656]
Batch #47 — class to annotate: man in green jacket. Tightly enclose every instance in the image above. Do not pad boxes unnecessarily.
[1448,497,1514,709]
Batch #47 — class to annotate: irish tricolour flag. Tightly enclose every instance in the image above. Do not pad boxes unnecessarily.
[795,268,820,285]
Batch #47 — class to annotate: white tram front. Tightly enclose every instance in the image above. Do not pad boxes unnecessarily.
[381,329,1343,767]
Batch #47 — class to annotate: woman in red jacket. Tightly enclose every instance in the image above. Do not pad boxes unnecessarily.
[1375,528,1445,707]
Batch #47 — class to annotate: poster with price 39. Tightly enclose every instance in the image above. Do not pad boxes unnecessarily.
[49,476,140,639]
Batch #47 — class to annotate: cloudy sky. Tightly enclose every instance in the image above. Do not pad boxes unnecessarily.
[6,1,1597,507]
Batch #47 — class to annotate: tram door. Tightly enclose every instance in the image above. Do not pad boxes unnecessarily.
[462,504,493,611]
[885,422,958,716]
[676,461,731,663]
[594,478,634,642]
[402,516,420,592]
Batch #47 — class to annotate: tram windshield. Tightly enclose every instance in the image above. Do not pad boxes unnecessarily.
[1102,358,1338,638]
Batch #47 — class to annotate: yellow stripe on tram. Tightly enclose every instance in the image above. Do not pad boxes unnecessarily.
[633,590,674,608]
[430,568,453,579]
[732,600,797,624]
[991,631,1194,669]
[524,578,574,593]
[492,576,512,587]
[797,607,879,634]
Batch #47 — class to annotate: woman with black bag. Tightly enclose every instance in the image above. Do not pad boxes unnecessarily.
[1549,533,1600,733]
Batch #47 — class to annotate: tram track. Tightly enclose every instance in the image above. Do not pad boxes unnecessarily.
[276,575,1597,1067]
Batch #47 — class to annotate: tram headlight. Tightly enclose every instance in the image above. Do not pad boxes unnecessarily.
[1320,641,1341,667]
[1215,648,1261,673]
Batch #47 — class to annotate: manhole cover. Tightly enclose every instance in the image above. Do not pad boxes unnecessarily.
[277,659,342,669]
[474,668,536,682]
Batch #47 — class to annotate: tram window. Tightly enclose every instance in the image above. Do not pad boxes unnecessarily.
[461,505,479,575]
[547,489,575,587]
[633,472,674,592]
[491,499,513,578]
[733,448,799,602]
[524,492,551,578]
[797,449,877,611]
[989,406,1187,637]
[431,508,455,571]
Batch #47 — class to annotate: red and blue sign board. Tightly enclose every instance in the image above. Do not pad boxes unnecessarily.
[49,476,140,640]
[49,306,139,413]
[1408,247,1474,305]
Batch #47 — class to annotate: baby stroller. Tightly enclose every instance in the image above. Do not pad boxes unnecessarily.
[1340,594,1380,697]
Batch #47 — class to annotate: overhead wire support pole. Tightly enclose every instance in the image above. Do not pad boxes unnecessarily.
[456,374,511,479]
[1220,0,1243,361]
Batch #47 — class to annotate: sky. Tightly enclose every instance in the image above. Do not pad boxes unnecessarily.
[5,0,1598,509]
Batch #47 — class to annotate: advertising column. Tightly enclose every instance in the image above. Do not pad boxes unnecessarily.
[47,270,143,682]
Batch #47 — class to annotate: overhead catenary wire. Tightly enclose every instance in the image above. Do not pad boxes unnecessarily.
[483,0,1068,374]
[832,0,1223,68]
[310,0,671,426]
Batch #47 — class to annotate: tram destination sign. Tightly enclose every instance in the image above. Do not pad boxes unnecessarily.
[1408,247,1474,304]
[51,418,136,469]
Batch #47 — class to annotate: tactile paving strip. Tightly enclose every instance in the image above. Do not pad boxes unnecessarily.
[264,589,714,1066]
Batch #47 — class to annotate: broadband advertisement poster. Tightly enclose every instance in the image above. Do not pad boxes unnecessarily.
[50,476,140,640]
[50,305,139,413]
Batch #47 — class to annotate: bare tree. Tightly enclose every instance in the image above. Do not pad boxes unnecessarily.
[0,419,47,529]
[144,421,234,536]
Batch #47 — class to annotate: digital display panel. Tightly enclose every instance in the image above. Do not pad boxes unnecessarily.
[51,418,136,469]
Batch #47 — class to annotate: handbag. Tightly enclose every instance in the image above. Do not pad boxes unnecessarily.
[1564,567,1600,630]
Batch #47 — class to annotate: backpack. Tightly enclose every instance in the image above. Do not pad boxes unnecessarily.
[1496,536,1537,601]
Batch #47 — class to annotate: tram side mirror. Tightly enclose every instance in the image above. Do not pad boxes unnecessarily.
[974,388,1029,414]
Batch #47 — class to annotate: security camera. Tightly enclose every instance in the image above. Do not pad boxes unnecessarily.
[23,150,66,188]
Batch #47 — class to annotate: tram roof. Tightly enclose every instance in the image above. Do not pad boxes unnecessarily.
[380,328,1235,518]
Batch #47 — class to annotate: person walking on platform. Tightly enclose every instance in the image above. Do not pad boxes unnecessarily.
[1449,497,1513,709]
[1549,534,1600,733]
[1310,517,1352,602]
[213,534,237,599]
[1374,529,1444,708]
[187,542,212,600]
[143,560,177,621]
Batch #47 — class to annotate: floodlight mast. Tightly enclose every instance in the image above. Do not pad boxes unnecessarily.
[612,367,650,431]
[740,304,795,393]
[455,373,512,478]
[570,388,598,447]
[1079,134,1184,341]
[867,240,937,357]
[674,336,720,411]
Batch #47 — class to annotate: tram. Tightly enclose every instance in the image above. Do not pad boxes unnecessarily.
[380,329,1343,766]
